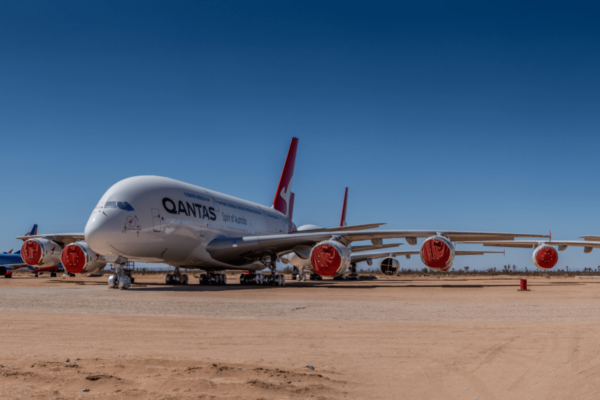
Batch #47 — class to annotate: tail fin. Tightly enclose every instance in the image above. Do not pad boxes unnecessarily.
[340,187,348,227]
[272,138,299,219]
[7,249,13,254]
[22,224,38,242]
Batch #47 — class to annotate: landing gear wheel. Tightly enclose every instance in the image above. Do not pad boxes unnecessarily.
[118,275,131,290]
[221,274,227,285]
[277,275,286,286]
[5,274,12,279]
[50,272,56,278]
[166,274,173,284]
[182,274,189,285]
[199,274,208,285]
[239,274,246,285]
[130,276,135,284]
[34,274,39,278]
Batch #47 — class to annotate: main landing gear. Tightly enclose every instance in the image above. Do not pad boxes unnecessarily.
[107,257,134,290]
[166,267,188,285]
[346,263,362,281]
[240,272,285,286]
[199,272,227,286]
[309,273,322,281]
[241,256,286,286]
[291,267,307,281]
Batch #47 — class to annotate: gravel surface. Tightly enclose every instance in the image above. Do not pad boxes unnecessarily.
[2,283,600,322]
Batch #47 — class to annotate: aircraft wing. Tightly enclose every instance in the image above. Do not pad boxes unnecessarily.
[350,250,504,264]
[349,243,402,252]
[0,254,26,266]
[459,240,600,250]
[580,236,600,241]
[298,223,385,233]
[15,233,85,246]
[207,230,547,266]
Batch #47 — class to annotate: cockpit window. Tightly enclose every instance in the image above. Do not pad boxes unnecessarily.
[105,201,134,211]
[117,202,135,211]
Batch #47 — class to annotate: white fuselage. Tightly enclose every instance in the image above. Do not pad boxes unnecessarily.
[85,176,290,271]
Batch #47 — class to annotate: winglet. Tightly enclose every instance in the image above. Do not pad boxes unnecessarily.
[340,187,348,227]
[272,138,299,220]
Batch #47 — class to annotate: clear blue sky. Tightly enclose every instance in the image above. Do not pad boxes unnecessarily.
[1,1,599,271]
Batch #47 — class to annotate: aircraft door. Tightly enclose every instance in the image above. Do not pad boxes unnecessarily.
[151,208,162,232]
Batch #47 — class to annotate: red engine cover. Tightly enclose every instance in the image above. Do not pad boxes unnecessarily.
[421,239,451,270]
[61,245,86,274]
[535,246,558,270]
[311,244,341,276]
[21,241,42,265]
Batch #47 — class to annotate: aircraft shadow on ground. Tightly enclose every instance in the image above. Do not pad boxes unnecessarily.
[125,281,562,292]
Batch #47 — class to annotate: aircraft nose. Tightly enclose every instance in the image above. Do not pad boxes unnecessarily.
[84,210,114,255]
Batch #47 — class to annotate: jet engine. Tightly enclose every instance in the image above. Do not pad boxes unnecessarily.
[420,236,455,271]
[21,239,63,267]
[380,257,399,275]
[532,244,558,270]
[310,240,351,277]
[61,241,107,274]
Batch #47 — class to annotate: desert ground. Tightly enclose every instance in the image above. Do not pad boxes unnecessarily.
[1,273,600,399]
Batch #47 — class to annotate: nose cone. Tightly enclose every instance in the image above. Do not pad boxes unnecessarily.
[85,210,115,255]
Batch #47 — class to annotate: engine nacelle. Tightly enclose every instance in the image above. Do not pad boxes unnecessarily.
[310,240,351,277]
[380,257,399,275]
[532,245,558,270]
[420,236,455,271]
[21,239,63,267]
[61,241,107,274]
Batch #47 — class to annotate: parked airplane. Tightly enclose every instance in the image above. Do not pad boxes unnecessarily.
[1,225,66,278]
[282,188,504,280]
[19,138,548,289]
[459,236,600,270]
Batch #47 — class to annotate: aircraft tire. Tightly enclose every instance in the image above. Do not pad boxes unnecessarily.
[182,274,189,285]
[166,274,173,284]
[199,274,208,285]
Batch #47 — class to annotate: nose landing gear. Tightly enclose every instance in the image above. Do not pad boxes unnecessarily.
[106,257,134,290]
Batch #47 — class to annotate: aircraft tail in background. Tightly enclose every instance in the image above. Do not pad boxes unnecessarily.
[340,187,348,227]
[272,137,298,220]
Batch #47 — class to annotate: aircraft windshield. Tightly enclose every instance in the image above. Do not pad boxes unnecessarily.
[105,201,134,211]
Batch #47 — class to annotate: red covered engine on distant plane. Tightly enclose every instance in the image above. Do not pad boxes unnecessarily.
[420,236,455,271]
[532,244,559,270]
[21,239,63,268]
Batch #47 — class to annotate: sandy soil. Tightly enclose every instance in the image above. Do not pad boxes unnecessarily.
[1,274,600,399]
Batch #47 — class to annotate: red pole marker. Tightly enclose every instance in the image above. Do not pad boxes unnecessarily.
[518,279,529,291]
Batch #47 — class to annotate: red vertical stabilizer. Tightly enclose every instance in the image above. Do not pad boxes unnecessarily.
[340,187,348,227]
[273,138,299,219]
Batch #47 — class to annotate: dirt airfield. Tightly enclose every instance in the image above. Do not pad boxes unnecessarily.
[1,273,600,399]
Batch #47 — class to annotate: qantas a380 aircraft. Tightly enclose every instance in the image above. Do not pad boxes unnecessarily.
[19,138,548,289]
